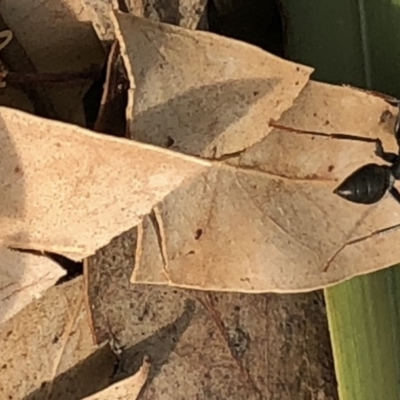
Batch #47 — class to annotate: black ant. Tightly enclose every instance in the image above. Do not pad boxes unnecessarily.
[334,103,400,205]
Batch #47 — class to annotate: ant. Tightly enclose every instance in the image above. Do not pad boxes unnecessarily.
[334,103,400,205]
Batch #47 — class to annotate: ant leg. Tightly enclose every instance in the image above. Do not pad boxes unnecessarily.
[391,156,400,180]
[375,139,398,163]
[390,187,400,204]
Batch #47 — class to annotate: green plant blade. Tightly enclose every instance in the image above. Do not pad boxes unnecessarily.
[281,0,400,398]
[325,270,400,399]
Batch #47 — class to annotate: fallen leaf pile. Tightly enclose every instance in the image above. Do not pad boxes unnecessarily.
[1,1,398,398]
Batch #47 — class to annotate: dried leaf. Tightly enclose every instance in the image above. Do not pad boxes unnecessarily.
[0,107,210,260]
[112,12,312,157]
[139,0,207,29]
[81,0,126,43]
[82,356,150,400]
[0,277,116,399]
[132,80,400,292]
[0,247,65,324]
[0,0,105,125]
[85,231,337,399]
[0,16,59,119]
[93,40,128,136]
[82,0,207,44]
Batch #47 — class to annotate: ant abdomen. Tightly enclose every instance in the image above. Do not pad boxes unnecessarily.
[334,164,393,205]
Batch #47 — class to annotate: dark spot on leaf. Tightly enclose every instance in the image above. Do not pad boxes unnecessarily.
[327,165,334,172]
[253,90,259,96]
[195,228,203,240]
[313,112,317,117]
[52,335,59,344]
[229,327,250,358]
[304,173,320,180]
[380,109,392,123]
[295,81,299,85]
[324,120,330,126]
[186,250,195,255]
[166,136,175,148]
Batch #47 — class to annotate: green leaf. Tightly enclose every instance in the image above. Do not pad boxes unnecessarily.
[325,269,400,399]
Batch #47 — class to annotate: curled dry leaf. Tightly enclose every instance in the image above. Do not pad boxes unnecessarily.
[82,356,151,400]
[0,277,116,399]
[132,81,400,292]
[0,107,210,260]
[93,40,128,136]
[112,12,313,157]
[0,247,65,324]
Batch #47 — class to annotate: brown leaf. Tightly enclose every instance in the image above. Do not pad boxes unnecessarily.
[112,12,313,157]
[0,0,105,125]
[82,0,207,43]
[0,247,65,324]
[82,356,150,400]
[0,107,210,260]
[132,80,400,292]
[93,40,128,137]
[81,0,128,43]
[0,277,116,399]
[0,17,59,119]
[138,0,207,29]
[85,231,337,400]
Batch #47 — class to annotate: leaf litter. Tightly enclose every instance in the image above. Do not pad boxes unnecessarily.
[0,0,105,125]
[0,277,117,399]
[85,228,336,399]
[110,13,400,292]
[1,2,399,399]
